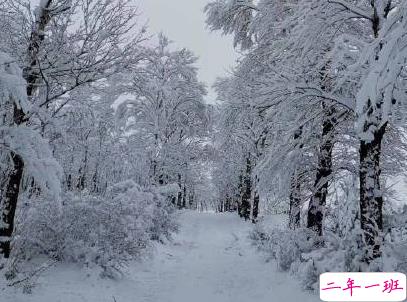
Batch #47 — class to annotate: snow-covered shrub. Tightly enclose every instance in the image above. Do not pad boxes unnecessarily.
[12,180,177,278]
[12,195,63,262]
[251,224,316,271]
[382,206,407,274]
[250,172,401,291]
[251,215,365,291]
[292,227,365,290]
[106,180,178,242]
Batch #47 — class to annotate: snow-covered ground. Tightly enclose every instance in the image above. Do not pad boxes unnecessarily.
[2,211,319,302]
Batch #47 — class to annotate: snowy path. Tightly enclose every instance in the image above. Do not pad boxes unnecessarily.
[3,211,319,302]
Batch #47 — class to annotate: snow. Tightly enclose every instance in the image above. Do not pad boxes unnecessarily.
[0,52,29,113]
[2,211,319,302]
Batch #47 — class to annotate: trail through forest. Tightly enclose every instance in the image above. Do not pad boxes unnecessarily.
[3,211,319,302]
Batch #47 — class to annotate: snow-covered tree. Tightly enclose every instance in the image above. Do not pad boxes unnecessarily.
[0,52,61,259]
[0,0,146,259]
[207,0,407,264]
[115,35,208,208]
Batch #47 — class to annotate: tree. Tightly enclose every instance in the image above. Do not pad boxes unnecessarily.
[207,0,407,263]
[0,0,145,259]
[206,0,334,228]
[313,0,407,261]
[0,52,61,258]
[115,35,208,207]
[349,0,407,262]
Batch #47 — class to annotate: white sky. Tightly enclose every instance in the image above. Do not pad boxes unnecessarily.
[134,0,239,104]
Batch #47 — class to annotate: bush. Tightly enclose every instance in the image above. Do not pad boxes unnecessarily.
[382,206,407,274]
[251,224,316,271]
[251,217,365,291]
[11,180,178,278]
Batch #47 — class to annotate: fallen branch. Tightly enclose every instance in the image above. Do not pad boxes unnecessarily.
[8,260,57,287]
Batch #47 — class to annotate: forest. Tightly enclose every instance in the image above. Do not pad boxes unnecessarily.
[1,0,407,301]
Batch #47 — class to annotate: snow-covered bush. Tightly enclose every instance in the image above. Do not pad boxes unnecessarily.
[250,174,371,291]
[382,206,407,274]
[251,217,365,291]
[11,180,177,278]
[106,180,178,242]
[251,184,407,291]
[251,225,316,271]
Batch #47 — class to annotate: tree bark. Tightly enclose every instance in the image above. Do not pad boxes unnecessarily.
[0,152,24,258]
[188,192,194,208]
[250,174,260,223]
[357,2,387,263]
[359,123,386,262]
[177,174,182,209]
[289,127,303,229]
[0,102,26,258]
[237,172,244,218]
[307,105,335,236]
[252,188,259,223]
[182,185,187,209]
[240,156,252,221]
[289,174,301,229]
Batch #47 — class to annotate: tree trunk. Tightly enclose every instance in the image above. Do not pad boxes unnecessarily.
[359,123,386,262]
[307,105,335,236]
[177,174,182,209]
[66,174,72,190]
[182,185,187,209]
[188,192,194,208]
[0,2,53,259]
[92,170,98,193]
[226,195,234,212]
[357,4,386,263]
[252,189,259,223]
[240,156,252,221]
[289,174,301,229]
[0,102,26,258]
[289,127,303,229]
[0,152,24,258]
[250,175,260,223]
[237,172,244,218]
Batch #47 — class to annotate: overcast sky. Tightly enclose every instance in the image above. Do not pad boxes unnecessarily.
[135,0,239,103]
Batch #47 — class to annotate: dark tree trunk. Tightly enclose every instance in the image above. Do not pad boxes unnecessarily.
[0,103,26,259]
[252,189,259,223]
[227,196,231,212]
[357,4,387,263]
[307,105,335,236]
[240,157,252,221]
[222,195,228,212]
[77,168,85,191]
[289,127,303,230]
[66,174,72,190]
[237,172,244,218]
[188,192,194,208]
[92,170,98,193]
[177,174,182,209]
[151,159,157,184]
[359,123,386,262]
[77,148,88,191]
[182,185,187,209]
[289,175,301,229]
[250,173,260,223]
[0,152,24,258]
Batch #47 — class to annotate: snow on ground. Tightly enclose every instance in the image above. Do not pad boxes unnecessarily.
[1,211,319,302]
